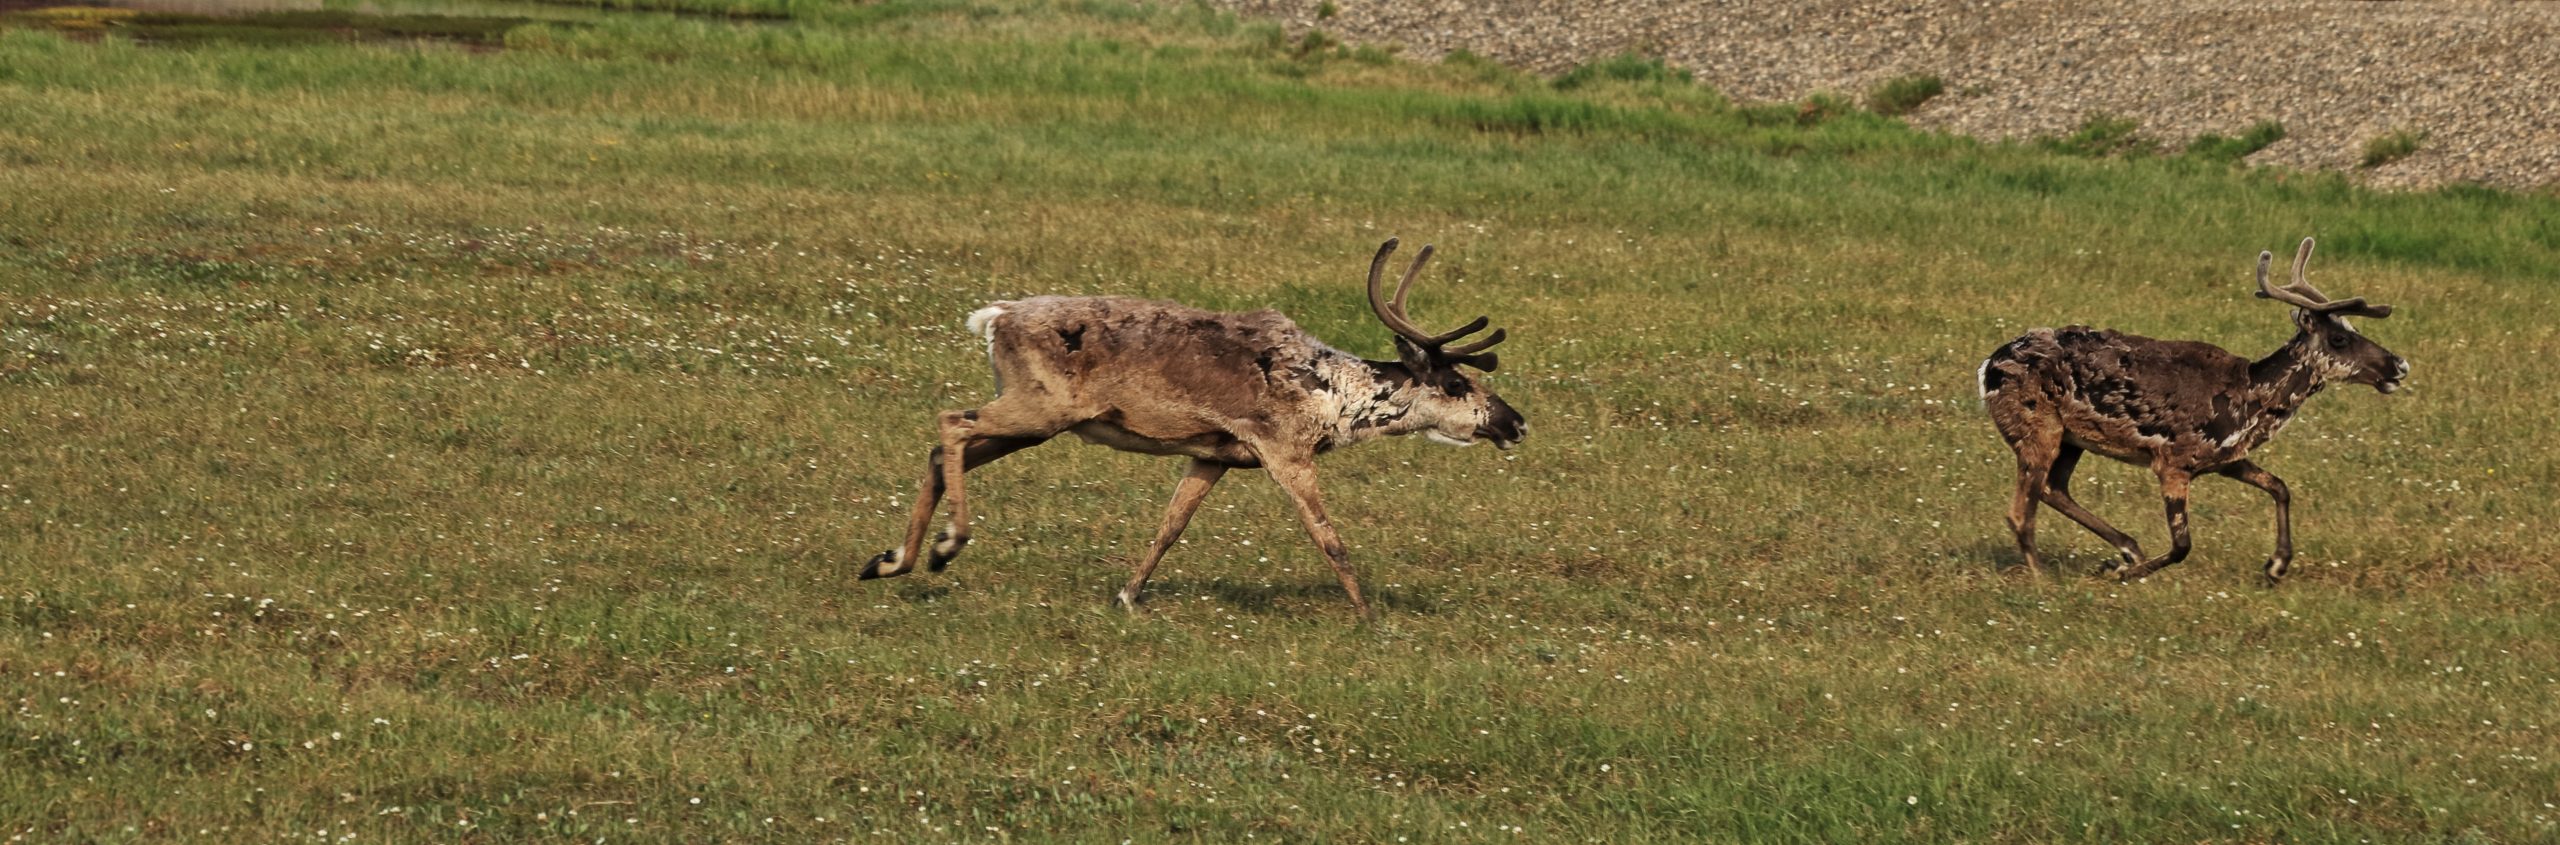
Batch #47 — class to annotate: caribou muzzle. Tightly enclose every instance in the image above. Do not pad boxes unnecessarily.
[2377,357,2410,394]
[1479,401,1527,450]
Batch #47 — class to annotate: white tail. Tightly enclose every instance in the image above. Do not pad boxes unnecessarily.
[964,304,1006,340]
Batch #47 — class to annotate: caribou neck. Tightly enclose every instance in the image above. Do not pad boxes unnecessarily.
[1302,352,1432,449]
[2245,331,2330,415]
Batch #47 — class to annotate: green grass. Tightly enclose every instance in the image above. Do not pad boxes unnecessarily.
[3,3,2558,841]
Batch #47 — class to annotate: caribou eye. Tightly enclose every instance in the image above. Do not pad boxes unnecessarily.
[2327,334,2349,350]
[1442,376,1472,397]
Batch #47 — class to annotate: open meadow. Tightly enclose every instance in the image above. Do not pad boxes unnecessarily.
[4,1,2559,841]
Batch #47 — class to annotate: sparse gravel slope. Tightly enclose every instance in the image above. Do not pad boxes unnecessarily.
[1211,0,2560,191]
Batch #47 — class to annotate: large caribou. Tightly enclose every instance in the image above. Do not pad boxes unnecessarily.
[1980,238,2407,582]
[862,239,1525,617]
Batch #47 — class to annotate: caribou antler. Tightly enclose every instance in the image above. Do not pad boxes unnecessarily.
[2253,237,2393,319]
[1367,238,1506,370]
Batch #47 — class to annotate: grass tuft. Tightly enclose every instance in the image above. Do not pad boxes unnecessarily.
[1865,72,1944,116]
[1289,26,1334,59]
[2361,127,2428,168]
[2038,113,2155,158]
[1553,51,1691,90]
[2183,119,2286,163]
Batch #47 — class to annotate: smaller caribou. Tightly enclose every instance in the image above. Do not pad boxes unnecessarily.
[1980,238,2408,582]
[862,239,1525,617]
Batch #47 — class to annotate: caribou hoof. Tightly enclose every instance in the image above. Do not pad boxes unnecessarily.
[2095,551,2140,579]
[926,531,961,573]
[859,551,896,580]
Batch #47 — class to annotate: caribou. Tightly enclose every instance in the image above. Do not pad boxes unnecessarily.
[1979,237,2408,582]
[861,238,1526,617]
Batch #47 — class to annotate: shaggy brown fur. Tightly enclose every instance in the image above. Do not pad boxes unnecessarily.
[978,297,1332,466]
[1981,238,2407,582]
[861,240,1525,617]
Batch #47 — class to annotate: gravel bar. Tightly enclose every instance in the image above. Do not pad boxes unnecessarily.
[1209,0,2560,192]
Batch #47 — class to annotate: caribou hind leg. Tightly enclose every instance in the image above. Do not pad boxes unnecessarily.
[863,397,1069,580]
[2037,444,2148,574]
[862,434,1045,580]
[1992,385,2146,576]
[1994,406,2066,573]
[2005,442,2051,573]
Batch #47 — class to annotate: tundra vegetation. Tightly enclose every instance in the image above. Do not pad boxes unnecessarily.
[2,1,2557,841]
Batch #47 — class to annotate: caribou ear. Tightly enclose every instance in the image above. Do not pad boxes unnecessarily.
[2293,306,2333,332]
[1391,336,1434,372]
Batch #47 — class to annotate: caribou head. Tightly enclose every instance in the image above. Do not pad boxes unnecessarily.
[1365,238,1525,449]
[2254,238,2409,394]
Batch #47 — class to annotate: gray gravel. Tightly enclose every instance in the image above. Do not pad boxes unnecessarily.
[1208,0,2560,192]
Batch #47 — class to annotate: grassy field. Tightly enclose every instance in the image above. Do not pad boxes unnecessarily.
[4,2,2558,841]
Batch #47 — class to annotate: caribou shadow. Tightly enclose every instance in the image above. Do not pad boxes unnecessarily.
[1186,579,1444,616]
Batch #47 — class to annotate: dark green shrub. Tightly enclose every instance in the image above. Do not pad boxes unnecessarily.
[1290,28,1336,58]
